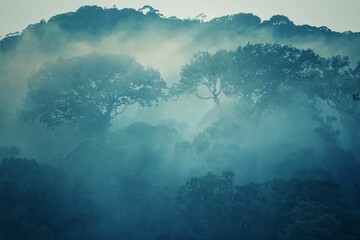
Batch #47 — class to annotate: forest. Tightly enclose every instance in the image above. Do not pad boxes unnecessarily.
[0,5,360,240]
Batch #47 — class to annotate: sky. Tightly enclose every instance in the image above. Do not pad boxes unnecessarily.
[0,0,360,37]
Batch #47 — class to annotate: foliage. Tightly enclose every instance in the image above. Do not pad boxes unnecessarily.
[314,55,360,121]
[279,201,360,240]
[22,53,166,131]
[172,50,231,106]
[176,172,360,240]
[1,6,360,240]
[232,183,277,240]
[0,158,98,240]
[176,171,235,240]
[0,145,20,160]
[312,115,341,146]
[223,43,323,109]
[174,43,325,113]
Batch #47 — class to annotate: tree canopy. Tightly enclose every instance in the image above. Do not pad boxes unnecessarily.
[0,158,98,239]
[174,43,360,121]
[172,50,231,106]
[22,53,166,130]
[224,44,323,106]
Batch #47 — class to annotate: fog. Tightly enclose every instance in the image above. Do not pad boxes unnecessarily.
[0,5,359,240]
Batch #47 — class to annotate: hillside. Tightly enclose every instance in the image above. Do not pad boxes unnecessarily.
[0,5,360,240]
[1,5,360,60]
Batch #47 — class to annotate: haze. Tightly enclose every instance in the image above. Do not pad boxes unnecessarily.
[0,3,359,240]
[1,0,360,37]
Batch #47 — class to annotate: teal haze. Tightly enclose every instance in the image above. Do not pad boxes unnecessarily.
[0,0,360,37]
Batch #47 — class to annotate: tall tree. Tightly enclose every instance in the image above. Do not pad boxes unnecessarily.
[172,50,231,108]
[315,56,360,121]
[224,43,323,110]
[22,53,166,131]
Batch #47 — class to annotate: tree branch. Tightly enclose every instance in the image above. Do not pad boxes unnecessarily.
[326,99,360,121]
[111,104,127,119]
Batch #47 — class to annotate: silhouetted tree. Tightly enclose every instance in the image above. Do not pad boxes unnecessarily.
[172,50,231,109]
[315,55,360,121]
[224,43,323,111]
[22,53,166,132]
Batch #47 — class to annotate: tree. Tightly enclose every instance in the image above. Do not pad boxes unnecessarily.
[314,56,360,121]
[0,158,99,240]
[232,183,277,240]
[270,178,341,213]
[0,145,20,160]
[279,201,360,240]
[176,171,235,240]
[172,50,231,108]
[22,53,166,131]
[224,43,323,111]
[312,115,341,146]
